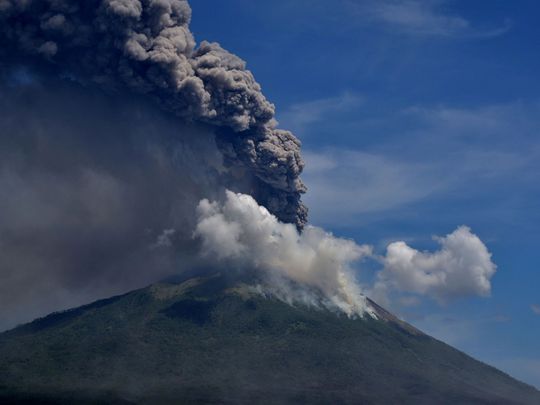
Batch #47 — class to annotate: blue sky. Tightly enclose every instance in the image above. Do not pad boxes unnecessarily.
[191,0,540,387]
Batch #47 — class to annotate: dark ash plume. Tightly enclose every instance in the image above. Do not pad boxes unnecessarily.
[0,0,308,330]
[0,77,228,330]
[0,0,307,226]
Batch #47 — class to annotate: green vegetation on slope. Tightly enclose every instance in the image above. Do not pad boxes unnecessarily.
[0,273,538,404]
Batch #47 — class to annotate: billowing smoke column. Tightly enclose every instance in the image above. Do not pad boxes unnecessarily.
[194,191,375,317]
[0,0,310,330]
[0,0,307,227]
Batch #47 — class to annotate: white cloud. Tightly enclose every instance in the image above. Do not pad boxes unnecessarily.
[398,295,422,307]
[403,103,540,141]
[151,229,176,249]
[301,101,540,226]
[358,0,511,38]
[279,92,363,136]
[302,149,442,225]
[194,191,374,317]
[531,304,540,316]
[398,103,540,182]
[373,0,468,36]
[194,192,498,314]
[372,226,497,304]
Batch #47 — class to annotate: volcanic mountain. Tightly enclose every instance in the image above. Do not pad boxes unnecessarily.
[0,273,538,404]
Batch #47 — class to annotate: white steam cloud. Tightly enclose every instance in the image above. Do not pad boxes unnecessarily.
[195,194,497,315]
[194,191,374,317]
[373,226,497,304]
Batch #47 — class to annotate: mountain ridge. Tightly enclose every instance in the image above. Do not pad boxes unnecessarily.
[1,273,539,404]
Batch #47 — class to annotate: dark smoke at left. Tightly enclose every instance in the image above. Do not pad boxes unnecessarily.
[0,0,307,330]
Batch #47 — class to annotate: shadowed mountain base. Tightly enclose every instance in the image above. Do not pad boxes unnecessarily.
[0,273,538,404]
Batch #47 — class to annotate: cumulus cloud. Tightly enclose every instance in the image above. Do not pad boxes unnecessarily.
[372,226,497,304]
[194,191,374,317]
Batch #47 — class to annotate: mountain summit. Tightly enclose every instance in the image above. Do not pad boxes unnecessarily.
[1,273,538,404]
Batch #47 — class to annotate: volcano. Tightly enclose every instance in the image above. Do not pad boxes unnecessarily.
[0,273,538,404]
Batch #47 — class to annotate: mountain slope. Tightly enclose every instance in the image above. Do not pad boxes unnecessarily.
[0,273,538,404]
